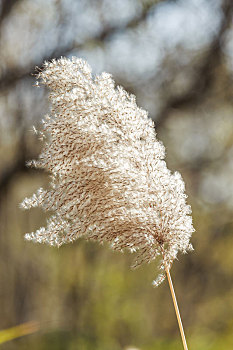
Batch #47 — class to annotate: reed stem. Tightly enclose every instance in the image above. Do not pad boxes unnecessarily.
[165,268,189,350]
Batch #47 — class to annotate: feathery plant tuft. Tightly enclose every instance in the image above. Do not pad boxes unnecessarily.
[21,57,195,349]
[21,57,194,286]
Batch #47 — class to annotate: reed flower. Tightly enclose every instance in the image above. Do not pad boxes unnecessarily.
[21,57,194,286]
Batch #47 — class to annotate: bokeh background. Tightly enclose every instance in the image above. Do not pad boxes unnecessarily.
[0,0,233,349]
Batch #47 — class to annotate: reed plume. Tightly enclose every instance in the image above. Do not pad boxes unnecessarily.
[21,57,195,349]
[21,57,194,287]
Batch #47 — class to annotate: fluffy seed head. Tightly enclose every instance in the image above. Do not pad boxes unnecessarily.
[21,57,194,286]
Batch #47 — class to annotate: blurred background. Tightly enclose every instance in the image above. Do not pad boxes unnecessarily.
[0,0,233,349]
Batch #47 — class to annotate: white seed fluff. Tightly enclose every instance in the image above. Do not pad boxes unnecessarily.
[21,57,194,286]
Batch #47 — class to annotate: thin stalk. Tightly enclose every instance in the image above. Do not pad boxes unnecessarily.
[165,267,189,350]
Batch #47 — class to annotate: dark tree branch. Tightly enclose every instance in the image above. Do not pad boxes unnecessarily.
[156,0,233,125]
[0,1,158,92]
[0,0,20,24]
[0,157,28,196]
